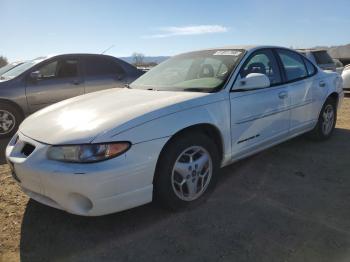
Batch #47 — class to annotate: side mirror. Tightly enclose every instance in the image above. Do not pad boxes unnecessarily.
[235,73,270,90]
[30,71,41,80]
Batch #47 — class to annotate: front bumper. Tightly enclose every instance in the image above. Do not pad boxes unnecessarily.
[6,132,167,216]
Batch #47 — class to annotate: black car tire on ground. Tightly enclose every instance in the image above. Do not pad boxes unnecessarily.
[0,102,23,138]
[308,97,337,141]
[154,132,220,210]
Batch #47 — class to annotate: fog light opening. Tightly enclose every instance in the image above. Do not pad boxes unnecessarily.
[68,193,93,214]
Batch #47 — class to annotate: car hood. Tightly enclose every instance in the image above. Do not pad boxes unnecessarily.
[19,88,217,144]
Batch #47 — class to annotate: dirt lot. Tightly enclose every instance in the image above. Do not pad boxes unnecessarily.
[1,97,350,262]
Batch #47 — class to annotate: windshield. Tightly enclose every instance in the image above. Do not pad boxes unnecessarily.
[1,60,41,79]
[130,49,244,92]
[0,63,20,76]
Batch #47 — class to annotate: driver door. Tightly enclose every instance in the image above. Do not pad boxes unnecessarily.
[229,49,290,159]
[26,57,84,113]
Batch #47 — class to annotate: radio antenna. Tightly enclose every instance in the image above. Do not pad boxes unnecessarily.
[101,45,115,54]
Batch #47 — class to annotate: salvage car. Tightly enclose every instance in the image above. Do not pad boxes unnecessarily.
[0,54,142,137]
[342,65,350,91]
[333,58,344,74]
[297,49,336,72]
[0,62,24,77]
[6,46,344,216]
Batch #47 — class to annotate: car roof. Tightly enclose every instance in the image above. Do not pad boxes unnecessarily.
[296,48,328,52]
[43,53,116,59]
[32,53,134,65]
[186,45,292,53]
[35,53,140,71]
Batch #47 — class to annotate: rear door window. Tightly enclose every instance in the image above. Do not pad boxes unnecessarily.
[85,57,124,76]
[276,49,308,82]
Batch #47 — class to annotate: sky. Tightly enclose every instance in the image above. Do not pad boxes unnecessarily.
[1,0,350,62]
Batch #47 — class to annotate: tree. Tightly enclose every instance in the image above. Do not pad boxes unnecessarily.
[0,56,8,68]
[132,52,145,67]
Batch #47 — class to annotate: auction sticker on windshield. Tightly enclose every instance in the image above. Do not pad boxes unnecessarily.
[213,50,242,56]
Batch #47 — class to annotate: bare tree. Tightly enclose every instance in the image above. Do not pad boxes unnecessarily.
[132,52,145,67]
[0,56,8,68]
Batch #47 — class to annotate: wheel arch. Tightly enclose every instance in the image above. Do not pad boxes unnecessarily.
[153,123,224,184]
[0,98,25,118]
[327,92,339,106]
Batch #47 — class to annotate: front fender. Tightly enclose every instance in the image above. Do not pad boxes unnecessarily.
[93,99,232,165]
[0,78,29,115]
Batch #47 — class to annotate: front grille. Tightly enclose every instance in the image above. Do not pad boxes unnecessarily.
[21,143,35,157]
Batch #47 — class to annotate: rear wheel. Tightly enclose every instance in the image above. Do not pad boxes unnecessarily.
[154,133,220,210]
[308,98,337,140]
[0,103,23,138]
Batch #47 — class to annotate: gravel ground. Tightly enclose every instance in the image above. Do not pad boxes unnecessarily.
[0,96,350,262]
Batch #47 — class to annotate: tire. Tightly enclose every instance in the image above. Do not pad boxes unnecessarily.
[308,97,337,141]
[154,132,220,210]
[0,102,23,138]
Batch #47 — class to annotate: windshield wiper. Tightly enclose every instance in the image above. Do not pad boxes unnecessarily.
[182,88,210,93]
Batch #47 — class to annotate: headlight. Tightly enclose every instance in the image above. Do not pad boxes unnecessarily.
[47,142,131,163]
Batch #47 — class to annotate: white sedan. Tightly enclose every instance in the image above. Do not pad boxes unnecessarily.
[342,65,350,91]
[6,46,344,216]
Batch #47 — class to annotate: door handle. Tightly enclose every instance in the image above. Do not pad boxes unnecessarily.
[72,80,81,85]
[319,81,326,87]
[278,91,288,99]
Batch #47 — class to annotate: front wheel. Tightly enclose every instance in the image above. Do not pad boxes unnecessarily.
[308,98,337,140]
[154,133,220,210]
[0,103,23,138]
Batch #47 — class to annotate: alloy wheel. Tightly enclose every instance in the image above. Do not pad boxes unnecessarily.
[322,104,335,136]
[171,146,213,201]
[0,110,16,135]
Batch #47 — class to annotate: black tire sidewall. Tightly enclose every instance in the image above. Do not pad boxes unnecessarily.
[154,132,220,210]
[314,98,337,140]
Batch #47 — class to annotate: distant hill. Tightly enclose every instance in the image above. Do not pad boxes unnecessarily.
[313,43,350,65]
[327,44,350,59]
[311,43,350,58]
[300,43,350,65]
[119,56,170,65]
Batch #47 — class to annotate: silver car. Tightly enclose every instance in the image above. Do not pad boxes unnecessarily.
[0,62,24,76]
[0,54,143,137]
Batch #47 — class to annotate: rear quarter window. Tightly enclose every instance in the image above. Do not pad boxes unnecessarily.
[85,57,124,76]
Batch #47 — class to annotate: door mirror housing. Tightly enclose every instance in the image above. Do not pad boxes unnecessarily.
[235,73,270,90]
[30,71,41,80]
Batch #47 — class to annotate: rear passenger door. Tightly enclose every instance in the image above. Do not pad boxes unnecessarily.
[83,56,127,94]
[230,49,290,159]
[275,49,315,133]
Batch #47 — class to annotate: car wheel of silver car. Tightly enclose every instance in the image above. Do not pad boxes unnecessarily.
[154,132,219,210]
[0,102,23,138]
[308,97,337,141]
